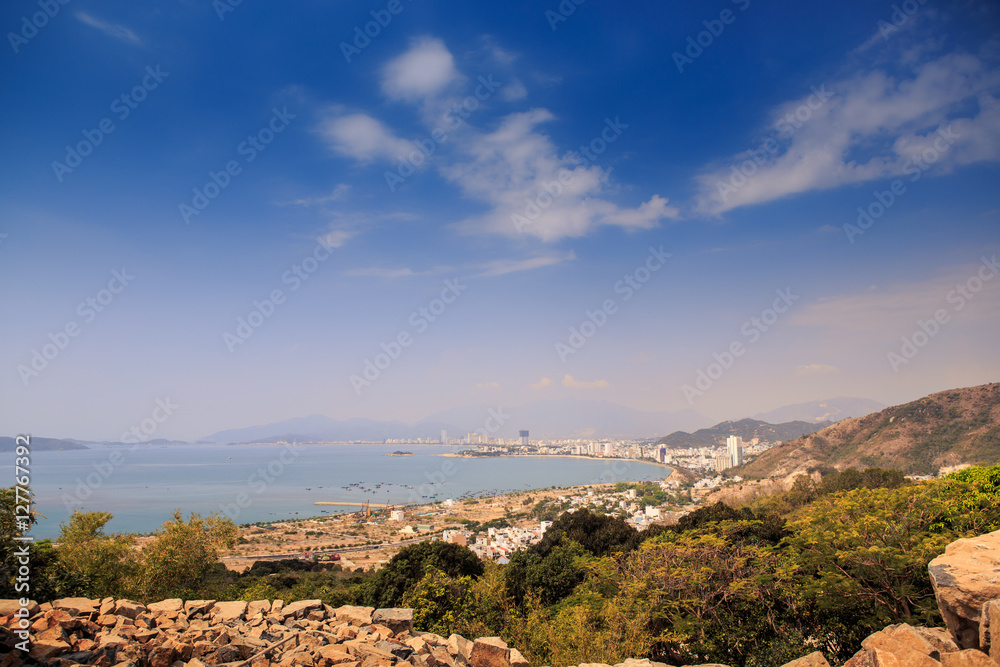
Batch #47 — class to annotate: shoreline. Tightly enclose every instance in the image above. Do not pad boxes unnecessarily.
[439,451,673,472]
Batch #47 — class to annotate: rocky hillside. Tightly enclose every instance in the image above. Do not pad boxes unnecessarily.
[740,382,1000,477]
[655,418,830,449]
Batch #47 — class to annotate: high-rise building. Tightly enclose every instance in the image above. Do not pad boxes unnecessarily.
[604,442,613,457]
[441,430,448,445]
[715,453,732,473]
[657,447,667,463]
[726,435,744,467]
[519,430,529,447]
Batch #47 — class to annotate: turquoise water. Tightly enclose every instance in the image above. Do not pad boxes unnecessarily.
[5,444,669,539]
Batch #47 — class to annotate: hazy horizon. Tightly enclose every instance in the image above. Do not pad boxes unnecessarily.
[3,1,998,442]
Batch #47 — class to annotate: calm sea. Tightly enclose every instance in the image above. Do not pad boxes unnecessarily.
[6,443,669,539]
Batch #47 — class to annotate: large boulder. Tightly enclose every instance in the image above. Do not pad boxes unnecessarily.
[336,605,375,626]
[50,598,99,615]
[929,529,1000,649]
[940,649,996,666]
[147,598,184,614]
[211,600,248,623]
[471,637,510,667]
[780,652,830,667]
[373,608,414,635]
[281,599,323,619]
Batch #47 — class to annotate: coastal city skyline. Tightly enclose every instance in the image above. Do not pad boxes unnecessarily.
[2,1,999,442]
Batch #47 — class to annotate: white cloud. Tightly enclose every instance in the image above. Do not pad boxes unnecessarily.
[472,252,575,277]
[531,377,553,389]
[795,364,840,376]
[382,37,460,102]
[562,374,609,389]
[443,109,679,241]
[75,11,141,45]
[694,52,1000,215]
[318,113,414,163]
[318,229,354,248]
[501,78,528,101]
[280,184,351,207]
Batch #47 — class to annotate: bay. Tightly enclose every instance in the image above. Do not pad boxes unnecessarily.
[5,443,670,539]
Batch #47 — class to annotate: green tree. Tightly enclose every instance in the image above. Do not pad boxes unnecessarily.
[135,510,238,600]
[533,509,636,558]
[57,510,139,599]
[360,540,484,608]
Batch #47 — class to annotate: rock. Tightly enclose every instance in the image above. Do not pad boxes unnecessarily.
[247,599,271,617]
[940,649,996,666]
[28,637,71,660]
[320,646,359,664]
[211,600,248,623]
[780,653,830,667]
[113,600,146,620]
[0,599,38,617]
[282,599,324,619]
[51,598,100,615]
[929,529,1000,649]
[208,644,243,664]
[843,647,904,667]
[470,637,510,667]
[448,634,474,662]
[147,599,184,614]
[980,600,1000,662]
[147,646,177,667]
[184,600,216,616]
[374,609,414,635]
[861,624,943,667]
[508,648,529,667]
[336,605,375,626]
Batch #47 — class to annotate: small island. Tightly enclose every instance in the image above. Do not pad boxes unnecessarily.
[386,450,414,456]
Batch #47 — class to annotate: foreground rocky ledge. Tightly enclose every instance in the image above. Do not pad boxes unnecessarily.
[6,530,1000,667]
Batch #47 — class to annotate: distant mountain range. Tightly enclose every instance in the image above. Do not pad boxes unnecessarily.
[655,418,832,449]
[203,399,713,444]
[5,395,887,448]
[0,436,86,452]
[741,382,1000,477]
[752,397,886,424]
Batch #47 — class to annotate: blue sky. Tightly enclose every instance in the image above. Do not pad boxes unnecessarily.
[2,0,999,441]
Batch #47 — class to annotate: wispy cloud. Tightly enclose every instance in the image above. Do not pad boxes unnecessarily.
[531,377,553,389]
[562,374,609,389]
[75,12,142,46]
[344,267,420,279]
[318,113,415,163]
[444,109,679,241]
[694,49,1000,215]
[471,252,575,277]
[476,382,501,391]
[279,184,351,207]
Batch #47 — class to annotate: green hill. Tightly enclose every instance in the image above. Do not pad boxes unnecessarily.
[740,382,1000,477]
